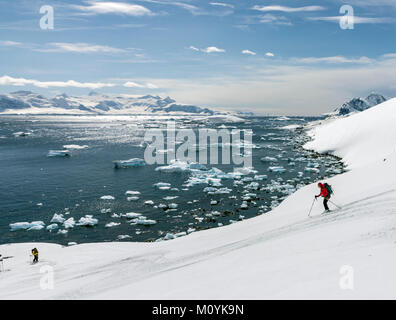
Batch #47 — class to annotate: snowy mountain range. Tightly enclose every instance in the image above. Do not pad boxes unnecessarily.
[0,91,216,115]
[332,93,387,116]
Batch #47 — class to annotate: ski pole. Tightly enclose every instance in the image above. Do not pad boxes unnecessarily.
[329,199,341,210]
[308,197,316,217]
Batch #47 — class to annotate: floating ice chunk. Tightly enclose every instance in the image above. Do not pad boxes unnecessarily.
[63,144,88,150]
[233,167,257,175]
[105,222,120,228]
[50,213,65,224]
[57,229,68,235]
[245,182,260,190]
[144,200,154,205]
[187,228,196,234]
[63,217,75,229]
[164,233,176,240]
[47,150,70,157]
[241,201,248,209]
[113,158,146,169]
[101,208,112,214]
[268,166,286,173]
[210,200,218,205]
[175,231,187,238]
[27,222,45,231]
[100,195,115,200]
[117,235,131,240]
[125,190,141,196]
[155,160,207,173]
[77,215,98,227]
[127,196,139,201]
[163,196,179,200]
[260,156,277,162]
[135,217,157,225]
[168,203,178,209]
[153,182,171,190]
[254,175,267,180]
[46,223,59,231]
[124,212,142,219]
[305,167,320,173]
[9,221,45,231]
[68,242,77,246]
[13,131,32,137]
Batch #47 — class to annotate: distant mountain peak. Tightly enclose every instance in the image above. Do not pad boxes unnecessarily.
[333,93,387,116]
[0,91,217,115]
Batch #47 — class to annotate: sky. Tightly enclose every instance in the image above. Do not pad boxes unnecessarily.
[0,0,396,115]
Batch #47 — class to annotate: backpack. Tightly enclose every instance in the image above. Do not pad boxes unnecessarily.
[324,183,333,195]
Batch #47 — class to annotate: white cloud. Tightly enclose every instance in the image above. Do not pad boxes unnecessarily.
[0,40,21,47]
[0,75,115,89]
[258,14,292,25]
[189,45,200,51]
[292,56,373,64]
[40,42,127,54]
[123,81,158,89]
[71,1,153,16]
[265,52,275,57]
[242,49,256,56]
[308,16,396,24]
[253,5,326,13]
[201,46,225,53]
[210,2,234,9]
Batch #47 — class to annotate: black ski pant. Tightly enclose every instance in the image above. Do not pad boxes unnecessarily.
[33,255,38,263]
[323,196,330,211]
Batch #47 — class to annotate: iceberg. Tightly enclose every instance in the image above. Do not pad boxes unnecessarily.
[9,221,45,232]
[63,144,88,150]
[63,217,76,229]
[50,213,65,224]
[113,158,146,169]
[77,215,98,227]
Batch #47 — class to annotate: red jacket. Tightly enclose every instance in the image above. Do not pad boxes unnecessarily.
[317,183,329,198]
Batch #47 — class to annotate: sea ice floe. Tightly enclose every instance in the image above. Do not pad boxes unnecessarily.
[168,203,178,209]
[117,235,131,240]
[57,229,68,235]
[13,131,32,137]
[305,167,320,173]
[101,208,112,214]
[144,200,154,205]
[203,187,232,195]
[113,158,146,169]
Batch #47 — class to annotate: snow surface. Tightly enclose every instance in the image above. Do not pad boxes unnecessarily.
[2,98,396,299]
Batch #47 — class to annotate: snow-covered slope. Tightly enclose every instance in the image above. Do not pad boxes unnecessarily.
[0,91,216,115]
[331,93,387,116]
[1,98,396,299]
[305,97,396,169]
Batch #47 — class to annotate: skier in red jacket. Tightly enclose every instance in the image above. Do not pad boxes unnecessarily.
[315,182,330,212]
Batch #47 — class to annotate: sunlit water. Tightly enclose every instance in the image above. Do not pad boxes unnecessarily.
[0,115,344,245]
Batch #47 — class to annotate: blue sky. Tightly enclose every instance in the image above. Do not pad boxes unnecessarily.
[0,0,396,115]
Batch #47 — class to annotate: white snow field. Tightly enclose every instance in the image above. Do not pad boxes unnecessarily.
[1,98,396,299]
